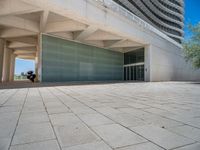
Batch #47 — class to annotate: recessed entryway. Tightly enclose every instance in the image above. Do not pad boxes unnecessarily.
[124,48,145,81]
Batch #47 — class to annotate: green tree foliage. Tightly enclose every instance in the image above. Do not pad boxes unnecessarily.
[183,23,200,68]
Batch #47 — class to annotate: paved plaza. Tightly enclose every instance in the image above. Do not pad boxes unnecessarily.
[0,82,200,150]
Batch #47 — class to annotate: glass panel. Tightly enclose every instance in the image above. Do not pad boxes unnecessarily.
[135,65,145,81]
[131,66,134,80]
[136,65,140,81]
[134,66,137,80]
[127,67,129,80]
[141,65,144,81]
[124,67,126,80]
[124,48,144,65]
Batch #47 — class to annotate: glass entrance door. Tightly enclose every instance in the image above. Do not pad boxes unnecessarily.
[124,65,144,81]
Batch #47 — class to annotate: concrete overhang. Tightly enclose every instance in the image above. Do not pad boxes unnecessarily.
[0,0,182,57]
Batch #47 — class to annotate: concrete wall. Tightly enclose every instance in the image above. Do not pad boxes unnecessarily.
[41,35,124,82]
[149,42,200,81]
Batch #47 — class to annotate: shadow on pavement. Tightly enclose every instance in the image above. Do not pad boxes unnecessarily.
[0,80,144,89]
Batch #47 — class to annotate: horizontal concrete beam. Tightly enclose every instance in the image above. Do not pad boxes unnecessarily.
[103,40,123,48]
[45,20,87,33]
[17,55,35,60]
[14,51,36,55]
[0,0,41,16]
[8,42,35,49]
[0,16,39,32]
[51,32,74,40]
[86,30,123,41]
[110,40,142,48]
[0,28,37,38]
[6,37,37,45]
[14,47,36,51]
[84,40,104,47]
[123,46,144,53]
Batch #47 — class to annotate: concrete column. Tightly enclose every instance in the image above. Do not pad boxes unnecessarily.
[35,34,42,82]
[9,53,16,81]
[144,45,151,82]
[2,43,12,82]
[0,39,5,82]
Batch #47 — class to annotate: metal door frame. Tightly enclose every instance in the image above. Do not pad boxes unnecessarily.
[123,62,144,81]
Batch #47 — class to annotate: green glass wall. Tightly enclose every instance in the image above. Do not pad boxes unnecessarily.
[41,35,124,82]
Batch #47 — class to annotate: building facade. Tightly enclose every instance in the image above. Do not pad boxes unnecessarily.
[114,0,184,43]
[0,0,200,82]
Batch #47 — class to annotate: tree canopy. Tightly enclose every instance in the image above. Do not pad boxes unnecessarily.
[183,23,200,69]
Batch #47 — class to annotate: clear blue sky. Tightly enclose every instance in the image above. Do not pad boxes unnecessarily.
[15,58,35,75]
[184,0,200,39]
[15,0,200,75]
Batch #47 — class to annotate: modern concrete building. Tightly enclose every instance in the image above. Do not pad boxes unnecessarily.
[0,0,199,82]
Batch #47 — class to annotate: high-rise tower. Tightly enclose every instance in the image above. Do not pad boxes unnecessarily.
[114,0,184,43]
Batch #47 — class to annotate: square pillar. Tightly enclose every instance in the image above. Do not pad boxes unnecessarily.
[144,45,151,82]
[35,34,42,82]
[9,53,16,82]
[2,44,12,82]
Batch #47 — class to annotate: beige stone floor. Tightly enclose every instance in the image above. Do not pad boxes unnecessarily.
[0,82,200,150]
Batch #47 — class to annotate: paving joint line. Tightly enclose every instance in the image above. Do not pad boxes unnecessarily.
[48,87,115,150]
[2,89,19,105]
[8,88,29,150]
[55,86,167,150]
[38,88,63,150]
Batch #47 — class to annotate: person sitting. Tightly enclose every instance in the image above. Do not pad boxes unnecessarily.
[27,71,36,83]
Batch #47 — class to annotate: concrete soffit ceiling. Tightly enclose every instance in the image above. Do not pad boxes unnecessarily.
[0,0,144,56]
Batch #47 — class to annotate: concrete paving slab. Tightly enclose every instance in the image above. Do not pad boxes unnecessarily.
[70,106,97,114]
[46,106,71,114]
[0,138,11,150]
[173,143,200,150]
[109,113,147,127]
[116,142,164,150]
[0,112,19,138]
[0,106,21,113]
[50,113,100,147]
[18,112,49,124]
[168,125,200,141]
[131,125,195,149]
[49,113,82,126]
[78,113,114,127]
[12,123,55,145]
[10,140,60,150]
[54,123,100,148]
[62,141,112,150]
[92,124,146,148]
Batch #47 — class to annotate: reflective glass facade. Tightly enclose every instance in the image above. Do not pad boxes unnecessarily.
[124,48,144,64]
[42,35,124,82]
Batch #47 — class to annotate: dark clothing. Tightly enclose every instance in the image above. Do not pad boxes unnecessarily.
[27,71,36,82]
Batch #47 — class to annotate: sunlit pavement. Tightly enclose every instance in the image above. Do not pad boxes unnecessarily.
[0,82,200,150]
